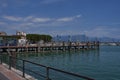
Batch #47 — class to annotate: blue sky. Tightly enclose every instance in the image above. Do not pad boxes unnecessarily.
[0,0,120,39]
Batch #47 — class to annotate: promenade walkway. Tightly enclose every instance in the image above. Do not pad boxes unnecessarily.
[0,64,26,80]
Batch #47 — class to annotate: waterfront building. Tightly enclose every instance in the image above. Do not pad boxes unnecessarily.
[16,31,27,46]
[0,35,18,46]
[0,32,7,36]
[0,31,27,46]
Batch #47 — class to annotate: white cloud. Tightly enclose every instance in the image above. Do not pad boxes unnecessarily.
[0,0,8,8]
[83,27,120,38]
[56,15,81,22]
[2,15,81,23]
[2,15,53,23]
[1,15,82,32]
[19,22,34,27]
[23,16,34,21]
[3,16,22,21]
[0,22,5,25]
[76,15,81,18]
[32,18,52,22]
[1,3,8,7]
[41,0,64,4]
[57,17,73,22]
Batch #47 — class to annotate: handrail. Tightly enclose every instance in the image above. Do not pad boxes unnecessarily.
[49,67,94,80]
[0,54,94,80]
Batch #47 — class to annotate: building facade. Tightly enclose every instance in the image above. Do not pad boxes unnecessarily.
[0,32,7,36]
[0,31,27,46]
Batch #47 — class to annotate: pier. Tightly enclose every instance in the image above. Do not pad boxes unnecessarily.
[0,41,99,53]
[0,38,99,80]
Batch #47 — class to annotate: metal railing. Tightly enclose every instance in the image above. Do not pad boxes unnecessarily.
[0,54,94,80]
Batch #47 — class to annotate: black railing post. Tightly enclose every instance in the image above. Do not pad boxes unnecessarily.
[46,67,50,80]
[9,55,12,70]
[0,54,2,64]
[23,60,25,78]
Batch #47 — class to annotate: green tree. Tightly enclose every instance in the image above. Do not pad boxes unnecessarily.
[26,34,52,43]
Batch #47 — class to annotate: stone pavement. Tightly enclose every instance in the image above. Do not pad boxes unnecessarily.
[0,64,26,80]
[0,64,36,80]
[0,72,9,80]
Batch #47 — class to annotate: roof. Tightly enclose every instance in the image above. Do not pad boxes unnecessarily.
[0,32,7,36]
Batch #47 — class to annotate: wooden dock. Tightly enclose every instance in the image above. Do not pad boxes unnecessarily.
[0,41,99,53]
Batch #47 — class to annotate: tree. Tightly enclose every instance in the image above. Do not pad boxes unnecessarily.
[26,34,52,43]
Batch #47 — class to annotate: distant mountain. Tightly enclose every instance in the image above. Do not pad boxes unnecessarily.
[52,35,120,42]
[97,37,120,42]
[53,35,90,42]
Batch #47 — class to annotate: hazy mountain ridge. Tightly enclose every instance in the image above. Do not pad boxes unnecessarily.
[53,35,120,42]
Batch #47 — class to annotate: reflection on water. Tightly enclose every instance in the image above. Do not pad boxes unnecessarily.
[18,49,100,66]
[17,49,100,79]
[17,46,120,80]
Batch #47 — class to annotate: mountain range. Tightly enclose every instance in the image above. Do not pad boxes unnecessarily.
[53,35,120,42]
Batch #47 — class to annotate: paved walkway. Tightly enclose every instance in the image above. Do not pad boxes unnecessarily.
[0,72,9,80]
[0,64,26,80]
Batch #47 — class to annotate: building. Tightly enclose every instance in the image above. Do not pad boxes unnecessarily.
[0,31,27,46]
[16,31,26,37]
[0,32,7,36]
[16,31,27,46]
[0,32,7,46]
[0,35,18,46]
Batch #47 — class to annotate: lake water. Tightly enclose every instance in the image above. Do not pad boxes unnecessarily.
[18,46,120,80]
